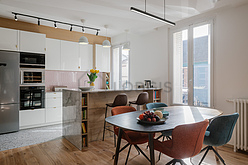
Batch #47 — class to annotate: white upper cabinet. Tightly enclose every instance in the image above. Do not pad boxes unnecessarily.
[0,27,18,51]
[95,44,110,72]
[61,40,79,71]
[19,31,46,54]
[79,44,93,71]
[46,38,61,70]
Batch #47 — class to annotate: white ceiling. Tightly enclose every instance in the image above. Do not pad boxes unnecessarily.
[0,0,247,37]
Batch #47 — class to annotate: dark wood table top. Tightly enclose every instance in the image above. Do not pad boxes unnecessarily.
[105,106,223,133]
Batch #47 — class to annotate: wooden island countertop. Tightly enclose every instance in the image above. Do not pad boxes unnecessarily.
[62,88,162,150]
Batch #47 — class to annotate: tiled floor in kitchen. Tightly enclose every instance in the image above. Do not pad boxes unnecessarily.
[0,124,62,151]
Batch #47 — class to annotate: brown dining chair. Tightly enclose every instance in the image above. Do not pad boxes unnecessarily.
[153,119,209,165]
[129,92,149,111]
[102,93,127,146]
[112,106,154,165]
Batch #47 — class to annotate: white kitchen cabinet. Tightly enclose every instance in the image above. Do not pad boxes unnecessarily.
[61,40,80,71]
[79,44,93,71]
[95,44,110,72]
[19,31,46,54]
[19,109,46,128]
[45,92,62,123]
[0,27,18,51]
[46,38,61,70]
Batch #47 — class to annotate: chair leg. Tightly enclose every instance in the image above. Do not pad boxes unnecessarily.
[200,146,209,153]
[102,106,108,141]
[114,134,116,147]
[158,135,166,161]
[112,143,130,159]
[212,146,226,165]
[166,159,175,165]
[198,147,210,165]
[134,145,150,162]
[125,144,132,165]
[134,145,140,155]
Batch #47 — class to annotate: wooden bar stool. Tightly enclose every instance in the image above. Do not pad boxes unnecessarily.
[102,93,127,145]
[129,92,149,111]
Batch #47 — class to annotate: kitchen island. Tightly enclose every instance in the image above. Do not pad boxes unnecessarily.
[62,88,162,150]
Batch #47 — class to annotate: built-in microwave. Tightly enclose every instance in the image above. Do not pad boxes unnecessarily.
[20,68,45,86]
[20,52,45,68]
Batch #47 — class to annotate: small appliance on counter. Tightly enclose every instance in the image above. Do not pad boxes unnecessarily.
[53,86,67,92]
[0,50,20,134]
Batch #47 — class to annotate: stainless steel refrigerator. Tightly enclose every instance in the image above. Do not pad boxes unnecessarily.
[0,51,20,134]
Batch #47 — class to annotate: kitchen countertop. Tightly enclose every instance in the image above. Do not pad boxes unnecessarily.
[63,88,162,93]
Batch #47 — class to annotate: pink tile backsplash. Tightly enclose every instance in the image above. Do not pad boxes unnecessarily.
[45,70,105,91]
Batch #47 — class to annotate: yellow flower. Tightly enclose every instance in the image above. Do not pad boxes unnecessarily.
[90,69,95,73]
[96,70,99,74]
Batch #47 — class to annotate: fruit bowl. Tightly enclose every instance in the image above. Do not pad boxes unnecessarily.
[137,118,166,125]
[137,110,166,125]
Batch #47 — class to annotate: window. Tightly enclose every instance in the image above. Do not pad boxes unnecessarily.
[172,22,212,107]
[112,43,130,89]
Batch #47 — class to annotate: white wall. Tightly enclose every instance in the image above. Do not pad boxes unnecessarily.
[213,4,248,114]
[112,27,169,103]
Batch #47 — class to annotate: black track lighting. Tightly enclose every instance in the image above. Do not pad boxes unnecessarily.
[11,12,100,34]
[54,22,57,29]
[14,14,17,21]
[96,30,99,36]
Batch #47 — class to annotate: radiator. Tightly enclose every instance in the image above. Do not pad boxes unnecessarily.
[232,99,248,152]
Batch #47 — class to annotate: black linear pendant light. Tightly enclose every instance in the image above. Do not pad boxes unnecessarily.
[130,0,175,26]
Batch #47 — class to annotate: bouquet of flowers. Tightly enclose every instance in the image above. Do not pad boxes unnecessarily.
[87,68,99,86]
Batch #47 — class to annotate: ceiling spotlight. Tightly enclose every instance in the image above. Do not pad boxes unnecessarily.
[54,22,57,29]
[96,30,99,36]
[38,19,40,26]
[82,27,85,33]
[70,25,73,31]
[14,14,18,21]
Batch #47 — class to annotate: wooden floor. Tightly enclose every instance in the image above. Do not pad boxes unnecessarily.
[0,136,248,165]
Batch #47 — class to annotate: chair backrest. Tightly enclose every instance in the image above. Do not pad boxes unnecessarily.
[112,93,127,106]
[136,92,149,105]
[111,106,136,116]
[171,119,209,159]
[146,102,168,109]
[204,113,239,146]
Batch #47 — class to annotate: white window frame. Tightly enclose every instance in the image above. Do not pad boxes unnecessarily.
[169,20,214,108]
[111,42,130,89]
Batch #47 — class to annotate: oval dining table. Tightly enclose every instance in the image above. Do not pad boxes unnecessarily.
[105,106,223,165]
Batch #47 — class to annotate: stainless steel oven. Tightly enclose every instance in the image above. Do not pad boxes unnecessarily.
[20,86,45,110]
[20,68,45,86]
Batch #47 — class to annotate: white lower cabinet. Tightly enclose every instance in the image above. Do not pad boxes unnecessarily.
[19,109,46,128]
[19,92,62,129]
[45,92,62,124]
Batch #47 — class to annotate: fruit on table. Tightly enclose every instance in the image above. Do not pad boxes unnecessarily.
[154,111,163,119]
[139,111,160,122]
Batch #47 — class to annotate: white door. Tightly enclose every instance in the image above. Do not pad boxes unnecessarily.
[79,44,93,71]
[61,40,80,71]
[46,38,61,70]
[19,31,46,54]
[95,44,110,72]
[0,27,18,51]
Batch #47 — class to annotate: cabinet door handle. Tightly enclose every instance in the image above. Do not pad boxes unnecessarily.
[16,45,18,48]
[54,97,56,99]
[53,107,56,108]
[78,66,80,69]
[44,48,46,51]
